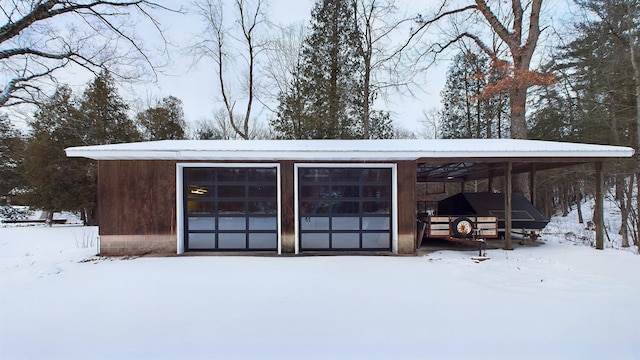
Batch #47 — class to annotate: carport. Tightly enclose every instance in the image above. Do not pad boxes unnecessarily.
[414,140,635,250]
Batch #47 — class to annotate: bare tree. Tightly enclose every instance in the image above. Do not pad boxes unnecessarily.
[408,0,550,140]
[259,23,307,113]
[0,0,177,107]
[190,108,270,140]
[354,0,416,138]
[192,0,266,139]
[418,107,441,139]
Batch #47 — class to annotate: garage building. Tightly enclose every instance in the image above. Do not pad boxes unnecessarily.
[65,139,635,255]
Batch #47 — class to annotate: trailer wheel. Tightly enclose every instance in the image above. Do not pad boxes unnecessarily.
[452,217,474,238]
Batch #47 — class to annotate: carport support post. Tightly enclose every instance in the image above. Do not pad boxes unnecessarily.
[530,164,537,206]
[595,161,604,250]
[504,162,513,250]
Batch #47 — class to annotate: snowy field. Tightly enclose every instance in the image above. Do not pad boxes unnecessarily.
[1,202,639,360]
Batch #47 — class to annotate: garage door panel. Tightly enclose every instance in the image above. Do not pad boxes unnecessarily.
[183,166,278,252]
[298,166,392,252]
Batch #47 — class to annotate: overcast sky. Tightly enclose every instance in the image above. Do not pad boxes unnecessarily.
[126,0,447,134]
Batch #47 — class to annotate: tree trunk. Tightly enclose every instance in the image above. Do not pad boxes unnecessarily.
[624,176,635,248]
[561,184,569,217]
[509,85,530,197]
[508,86,528,139]
[617,176,629,248]
[575,185,584,224]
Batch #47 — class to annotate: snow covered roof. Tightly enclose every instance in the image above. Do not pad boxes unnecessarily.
[65,139,635,161]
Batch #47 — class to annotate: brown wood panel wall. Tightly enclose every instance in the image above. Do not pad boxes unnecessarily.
[280,161,295,234]
[98,160,177,236]
[279,161,296,253]
[396,161,417,253]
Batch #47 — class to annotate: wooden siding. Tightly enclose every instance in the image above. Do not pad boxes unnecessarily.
[397,161,417,254]
[97,159,420,255]
[280,161,296,253]
[98,160,177,236]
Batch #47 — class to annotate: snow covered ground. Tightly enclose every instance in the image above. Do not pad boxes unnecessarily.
[1,201,639,359]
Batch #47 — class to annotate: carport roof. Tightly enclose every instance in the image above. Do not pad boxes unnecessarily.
[66,139,634,161]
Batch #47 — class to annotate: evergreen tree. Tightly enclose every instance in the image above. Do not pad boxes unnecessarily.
[439,51,509,139]
[137,96,187,140]
[21,73,139,225]
[0,114,24,202]
[369,110,394,139]
[548,3,636,148]
[78,71,140,145]
[272,0,364,139]
[21,87,96,222]
[528,61,578,142]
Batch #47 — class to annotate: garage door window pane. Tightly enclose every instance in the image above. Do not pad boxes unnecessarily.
[184,168,213,182]
[363,201,390,214]
[249,217,277,230]
[249,233,277,249]
[301,217,329,230]
[247,169,277,182]
[188,233,215,249]
[219,217,246,230]
[301,185,330,198]
[331,169,361,181]
[362,169,391,182]
[188,201,215,215]
[332,185,359,197]
[219,201,246,214]
[249,201,276,214]
[218,169,246,181]
[332,233,360,248]
[334,201,360,214]
[363,185,390,198]
[248,185,276,198]
[301,201,330,215]
[300,168,329,182]
[188,217,216,231]
[332,217,359,230]
[362,233,390,248]
[363,217,390,230]
[218,233,246,249]
[301,233,329,249]
[218,185,245,198]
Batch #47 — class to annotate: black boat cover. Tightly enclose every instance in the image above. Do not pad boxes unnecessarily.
[437,192,549,230]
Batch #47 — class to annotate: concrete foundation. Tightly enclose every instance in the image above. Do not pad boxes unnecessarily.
[100,235,176,255]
